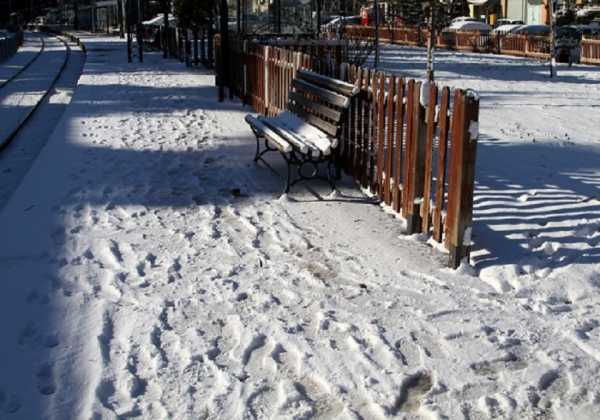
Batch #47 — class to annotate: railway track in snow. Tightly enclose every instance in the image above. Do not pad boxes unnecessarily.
[0,34,72,151]
[0,34,45,89]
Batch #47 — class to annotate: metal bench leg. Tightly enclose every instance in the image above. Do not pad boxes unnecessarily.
[327,161,337,192]
[253,134,261,162]
[281,152,293,194]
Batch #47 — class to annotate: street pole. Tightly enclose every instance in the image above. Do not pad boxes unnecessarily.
[163,0,169,58]
[118,0,124,38]
[426,1,435,82]
[374,0,379,68]
[549,0,556,78]
[219,0,229,102]
[316,0,321,36]
[126,0,132,62]
[137,0,143,62]
[237,0,241,33]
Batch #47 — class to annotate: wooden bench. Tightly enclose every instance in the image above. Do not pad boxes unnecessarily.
[245,69,358,193]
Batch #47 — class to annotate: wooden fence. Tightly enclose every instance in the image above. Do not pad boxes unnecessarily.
[222,40,480,268]
[581,37,600,65]
[342,25,553,60]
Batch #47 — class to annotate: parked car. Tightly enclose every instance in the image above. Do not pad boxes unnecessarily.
[576,24,600,37]
[446,20,491,33]
[322,16,361,32]
[491,24,522,35]
[494,19,524,27]
[450,16,481,25]
[512,24,551,36]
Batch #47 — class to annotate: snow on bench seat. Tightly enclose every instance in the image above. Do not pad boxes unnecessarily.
[244,115,293,153]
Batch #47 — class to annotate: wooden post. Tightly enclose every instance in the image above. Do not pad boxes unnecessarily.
[384,75,396,205]
[264,46,270,116]
[392,77,405,213]
[445,90,479,269]
[403,81,427,234]
[375,73,386,195]
[420,82,438,233]
[432,87,450,242]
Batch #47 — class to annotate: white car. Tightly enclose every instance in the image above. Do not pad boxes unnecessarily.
[448,21,491,33]
[491,24,522,35]
[322,16,361,32]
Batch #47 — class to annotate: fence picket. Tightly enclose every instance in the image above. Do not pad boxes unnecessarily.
[393,78,405,213]
[433,87,451,243]
[384,75,396,205]
[421,83,438,233]
[376,73,386,196]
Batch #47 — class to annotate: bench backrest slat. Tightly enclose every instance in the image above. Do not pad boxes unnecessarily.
[285,69,357,142]
[296,69,359,97]
[291,79,350,109]
[289,91,343,123]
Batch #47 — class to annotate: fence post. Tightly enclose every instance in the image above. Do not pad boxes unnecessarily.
[445,90,479,269]
[264,46,270,116]
[403,81,427,234]
[242,40,248,105]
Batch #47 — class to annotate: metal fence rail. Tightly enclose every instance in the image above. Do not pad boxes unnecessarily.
[221,39,480,268]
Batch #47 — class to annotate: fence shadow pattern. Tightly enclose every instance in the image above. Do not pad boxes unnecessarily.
[223,40,480,268]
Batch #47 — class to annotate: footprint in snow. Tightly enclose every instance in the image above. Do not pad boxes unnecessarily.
[36,362,56,396]
[0,388,22,414]
[392,371,434,414]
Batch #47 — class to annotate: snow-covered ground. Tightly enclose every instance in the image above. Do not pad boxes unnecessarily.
[0,36,598,419]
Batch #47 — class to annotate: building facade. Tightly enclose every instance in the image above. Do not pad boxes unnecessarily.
[504,0,551,24]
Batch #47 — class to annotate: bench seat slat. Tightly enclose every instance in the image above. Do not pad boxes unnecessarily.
[289,103,339,137]
[276,111,336,154]
[245,115,292,153]
[288,91,343,123]
[260,117,315,155]
[292,79,350,109]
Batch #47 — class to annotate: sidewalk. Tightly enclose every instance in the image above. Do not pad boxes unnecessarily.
[0,35,598,419]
